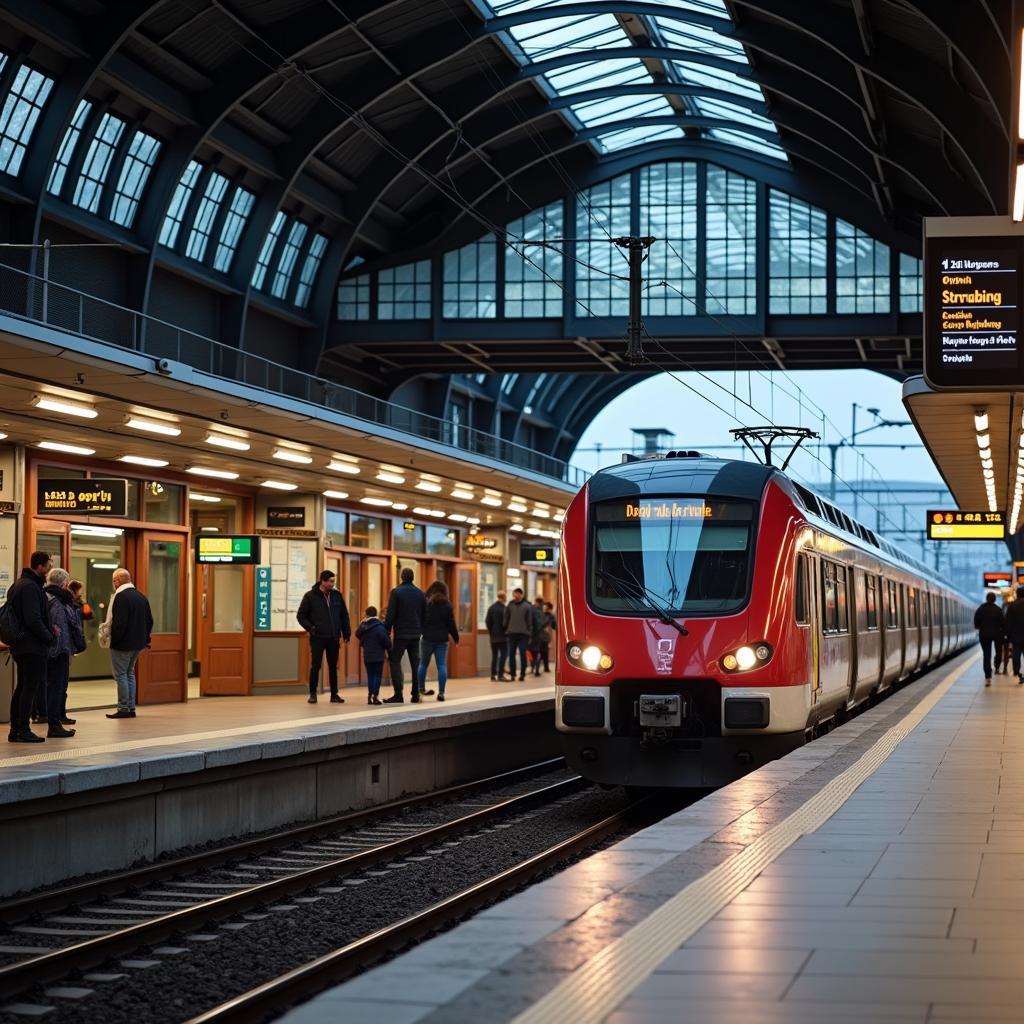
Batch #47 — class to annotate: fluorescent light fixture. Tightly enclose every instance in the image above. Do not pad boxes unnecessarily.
[1015,161,1024,222]
[0,433,7,440]
[977,433,991,449]
[323,490,349,500]
[526,527,540,535]
[391,502,408,511]
[37,440,95,455]
[119,455,169,467]
[200,526,219,532]
[189,493,222,503]
[262,480,297,490]
[510,523,524,532]
[1019,27,1024,138]
[412,507,433,516]
[507,501,528,513]
[430,509,446,518]
[554,511,565,521]
[980,447,993,460]
[126,416,181,437]
[480,494,503,507]
[71,525,122,537]
[207,433,250,451]
[451,488,474,500]
[982,458,994,470]
[327,460,360,475]
[273,449,313,465]
[448,513,468,522]
[33,395,97,419]
[415,481,443,492]
[360,496,391,507]
[975,412,990,432]
[533,508,551,518]
[377,471,406,485]
[467,516,480,525]
[983,469,994,480]
[91,562,119,569]
[186,466,238,479]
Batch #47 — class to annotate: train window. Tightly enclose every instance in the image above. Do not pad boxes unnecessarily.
[836,565,848,630]
[795,553,809,625]
[908,588,918,627]
[886,580,898,628]
[820,560,848,634]
[921,591,930,626]
[865,573,878,630]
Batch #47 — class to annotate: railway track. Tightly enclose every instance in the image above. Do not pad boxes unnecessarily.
[0,759,581,1001]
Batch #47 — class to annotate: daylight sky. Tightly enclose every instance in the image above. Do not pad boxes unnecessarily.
[572,368,942,494]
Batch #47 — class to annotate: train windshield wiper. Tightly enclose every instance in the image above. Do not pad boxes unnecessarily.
[596,568,689,636]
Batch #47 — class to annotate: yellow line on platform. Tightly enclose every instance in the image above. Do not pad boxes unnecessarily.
[511,653,978,1024]
[0,686,552,771]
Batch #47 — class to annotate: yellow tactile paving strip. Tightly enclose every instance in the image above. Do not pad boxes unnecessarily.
[511,654,977,1024]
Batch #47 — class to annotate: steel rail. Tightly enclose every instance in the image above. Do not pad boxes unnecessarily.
[0,772,583,999]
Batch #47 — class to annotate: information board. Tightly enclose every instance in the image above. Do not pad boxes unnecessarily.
[924,218,1024,389]
[520,542,558,566]
[926,509,1005,540]
[195,535,261,564]
[37,478,127,516]
[985,571,1013,589]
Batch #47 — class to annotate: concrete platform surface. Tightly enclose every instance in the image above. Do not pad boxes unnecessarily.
[276,649,1021,1024]
[0,676,553,802]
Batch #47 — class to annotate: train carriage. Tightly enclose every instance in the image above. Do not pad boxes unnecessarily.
[556,453,972,789]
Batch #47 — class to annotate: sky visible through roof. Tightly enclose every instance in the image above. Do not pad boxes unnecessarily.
[482,0,787,159]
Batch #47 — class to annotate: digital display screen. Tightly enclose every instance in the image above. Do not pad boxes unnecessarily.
[985,572,1013,588]
[926,510,1005,540]
[195,535,261,564]
[599,500,752,524]
[924,231,1022,389]
[37,478,127,516]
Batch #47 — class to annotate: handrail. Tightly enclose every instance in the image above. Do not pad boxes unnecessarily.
[0,263,589,488]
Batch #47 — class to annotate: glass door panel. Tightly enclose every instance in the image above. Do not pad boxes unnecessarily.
[136,531,187,704]
[69,529,124,681]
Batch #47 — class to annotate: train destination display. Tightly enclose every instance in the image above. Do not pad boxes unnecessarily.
[926,509,1005,541]
[924,225,1023,389]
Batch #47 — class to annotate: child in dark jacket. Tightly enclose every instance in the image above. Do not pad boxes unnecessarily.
[356,606,392,705]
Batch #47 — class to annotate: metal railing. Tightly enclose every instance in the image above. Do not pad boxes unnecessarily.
[0,263,588,488]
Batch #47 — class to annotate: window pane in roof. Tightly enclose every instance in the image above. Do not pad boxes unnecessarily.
[378,258,431,320]
[657,20,745,62]
[213,186,255,272]
[294,233,329,309]
[159,160,202,248]
[47,99,91,197]
[671,60,762,101]
[642,162,698,316]
[73,113,125,214]
[694,97,776,133]
[708,128,786,161]
[109,131,161,227]
[548,58,648,96]
[185,171,229,262]
[572,92,675,128]
[600,124,683,152]
[0,65,54,176]
[252,210,286,290]
[270,220,308,300]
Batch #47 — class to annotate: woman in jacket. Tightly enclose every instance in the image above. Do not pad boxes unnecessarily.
[417,581,459,701]
[43,568,84,737]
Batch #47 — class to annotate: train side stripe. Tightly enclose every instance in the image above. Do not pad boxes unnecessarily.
[511,651,978,1024]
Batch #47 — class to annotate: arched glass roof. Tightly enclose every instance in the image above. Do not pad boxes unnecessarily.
[479,0,786,160]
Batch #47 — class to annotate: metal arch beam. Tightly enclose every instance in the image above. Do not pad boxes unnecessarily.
[554,373,651,463]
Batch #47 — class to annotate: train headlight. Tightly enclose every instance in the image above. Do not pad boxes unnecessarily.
[720,642,773,673]
[567,641,614,674]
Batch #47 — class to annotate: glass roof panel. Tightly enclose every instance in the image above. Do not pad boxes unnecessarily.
[480,0,785,161]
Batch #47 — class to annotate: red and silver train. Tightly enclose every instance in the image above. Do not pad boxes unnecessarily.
[556,453,973,788]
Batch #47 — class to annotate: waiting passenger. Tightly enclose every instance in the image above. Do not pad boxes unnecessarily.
[43,568,84,736]
[485,591,509,681]
[418,581,459,702]
[296,569,351,704]
[1005,587,1024,685]
[383,568,431,703]
[68,580,93,622]
[504,588,535,682]
[101,568,154,719]
[356,605,391,706]
[975,591,1006,688]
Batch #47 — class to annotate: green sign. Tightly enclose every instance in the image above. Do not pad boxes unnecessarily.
[194,534,261,564]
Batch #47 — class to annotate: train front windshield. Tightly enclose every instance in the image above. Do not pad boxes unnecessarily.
[590,497,754,615]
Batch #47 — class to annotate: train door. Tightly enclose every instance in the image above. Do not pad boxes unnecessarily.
[447,562,477,677]
[795,553,813,696]
[807,552,822,702]
[134,530,187,704]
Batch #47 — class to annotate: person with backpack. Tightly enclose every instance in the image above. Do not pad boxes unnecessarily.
[485,592,509,681]
[417,581,459,701]
[4,551,57,743]
[356,605,391,706]
[43,568,84,737]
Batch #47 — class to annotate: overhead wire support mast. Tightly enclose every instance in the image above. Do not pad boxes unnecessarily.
[613,236,655,365]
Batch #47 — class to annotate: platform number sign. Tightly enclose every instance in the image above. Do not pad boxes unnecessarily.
[255,567,271,631]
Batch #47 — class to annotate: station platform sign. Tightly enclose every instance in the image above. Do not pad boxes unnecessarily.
[926,509,1005,540]
[985,571,1013,589]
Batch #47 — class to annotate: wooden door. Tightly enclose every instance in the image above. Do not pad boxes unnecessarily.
[199,561,252,695]
[343,554,361,684]
[134,531,187,704]
[448,562,477,677]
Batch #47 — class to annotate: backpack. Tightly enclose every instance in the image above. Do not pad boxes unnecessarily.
[0,593,24,647]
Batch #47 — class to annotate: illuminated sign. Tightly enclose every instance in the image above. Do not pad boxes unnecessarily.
[1015,561,1024,586]
[624,501,713,520]
[37,478,127,516]
[465,535,497,549]
[267,507,305,527]
[926,509,1005,540]
[924,219,1024,389]
[195,535,261,564]
[985,571,1013,589]
[521,543,557,565]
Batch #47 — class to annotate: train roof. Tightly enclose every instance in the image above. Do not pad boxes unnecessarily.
[590,454,962,596]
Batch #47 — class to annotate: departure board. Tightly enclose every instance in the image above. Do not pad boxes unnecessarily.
[926,509,1005,540]
[924,220,1024,390]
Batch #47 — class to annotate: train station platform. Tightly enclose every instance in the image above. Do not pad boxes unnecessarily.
[0,677,556,896]
[281,648,1017,1024]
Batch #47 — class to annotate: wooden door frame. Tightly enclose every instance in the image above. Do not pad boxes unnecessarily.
[133,529,188,704]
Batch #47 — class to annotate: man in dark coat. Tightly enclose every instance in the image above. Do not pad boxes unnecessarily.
[6,551,55,742]
[1004,587,1024,684]
[105,568,154,719]
[297,569,351,704]
[485,592,508,681]
[975,591,1006,687]
[383,567,431,702]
